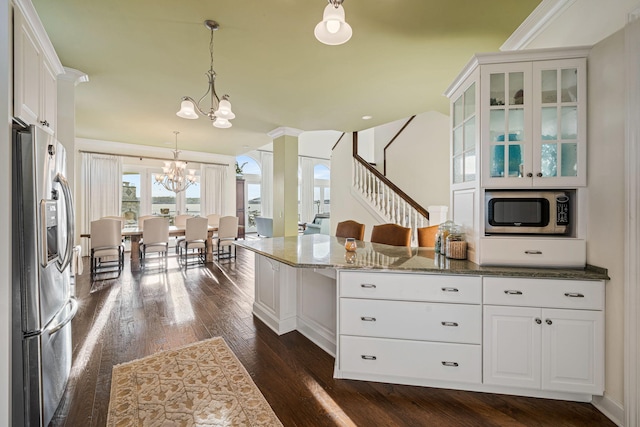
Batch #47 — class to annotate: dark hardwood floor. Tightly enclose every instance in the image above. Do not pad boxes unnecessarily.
[50,245,615,427]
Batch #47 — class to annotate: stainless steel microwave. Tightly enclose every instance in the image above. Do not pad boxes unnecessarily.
[485,190,571,235]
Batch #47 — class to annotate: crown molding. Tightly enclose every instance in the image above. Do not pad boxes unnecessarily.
[267,127,304,139]
[500,0,576,51]
[12,0,64,75]
[59,67,89,86]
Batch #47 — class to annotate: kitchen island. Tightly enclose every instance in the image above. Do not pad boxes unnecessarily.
[235,234,609,403]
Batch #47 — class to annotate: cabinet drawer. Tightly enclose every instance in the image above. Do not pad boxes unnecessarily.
[339,272,481,304]
[479,238,586,268]
[340,298,481,344]
[339,336,481,384]
[483,277,604,310]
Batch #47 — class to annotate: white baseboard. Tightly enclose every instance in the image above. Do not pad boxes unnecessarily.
[593,394,625,427]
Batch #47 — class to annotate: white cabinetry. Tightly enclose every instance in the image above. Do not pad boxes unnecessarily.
[481,58,586,188]
[483,277,604,395]
[13,4,63,133]
[336,271,483,387]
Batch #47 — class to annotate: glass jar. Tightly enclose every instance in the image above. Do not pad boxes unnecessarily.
[446,225,467,260]
[438,221,455,256]
[344,237,357,252]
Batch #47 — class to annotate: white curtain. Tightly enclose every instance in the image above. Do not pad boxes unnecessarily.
[300,157,315,223]
[81,152,122,255]
[260,152,273,217]
[201,164,227,216]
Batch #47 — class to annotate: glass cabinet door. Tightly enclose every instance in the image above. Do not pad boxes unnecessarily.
[481,62,532,187]
[532,58,586,186]
[452,82,476,185]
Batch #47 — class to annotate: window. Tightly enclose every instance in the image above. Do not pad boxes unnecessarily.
[185,179,201,216]
[314,164,330,213]
[236,155,261,233]
[151,175,176,216]
[122,172,140,227]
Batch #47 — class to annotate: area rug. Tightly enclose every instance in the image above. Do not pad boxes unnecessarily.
[106,337,283,426]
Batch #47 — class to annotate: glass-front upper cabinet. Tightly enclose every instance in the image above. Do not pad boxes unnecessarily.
[532,58,586,187]
[452,82,477,185]
[481,62,533,187]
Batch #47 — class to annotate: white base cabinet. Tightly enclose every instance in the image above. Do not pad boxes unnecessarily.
[483,277,604,395]
[335,271,483,387]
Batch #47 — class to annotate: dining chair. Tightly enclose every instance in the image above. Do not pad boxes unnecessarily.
[417,224,439,248]
[177,216,208,267]
[139,217,169,269]
[370,223,412,247]
[137,215,155,230]
[174,214,190,228]
[90,218,124,280]
[216,216,239,260]
[101,215,125,229]
[206,213,221,228]
[335,220,365,240]
[173,214,191,252]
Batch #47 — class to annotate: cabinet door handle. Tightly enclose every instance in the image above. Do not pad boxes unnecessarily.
[546,319,553,325]
[524,250,543,255]
[536,172,543,177]
[504,290,523,295]
[526,172,533,178]
[441,361,459,367]
[564,292,585,298]
[360,316,376,322]
[441,321,459,327]
[361,355,377,361]
[535,318,542,324]
[441,287,459,292]
[360,284,376,289]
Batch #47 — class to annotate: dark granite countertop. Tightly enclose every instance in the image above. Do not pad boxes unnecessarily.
[235,234,609,281]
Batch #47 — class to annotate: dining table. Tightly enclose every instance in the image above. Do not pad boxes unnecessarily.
[82,225,218,272]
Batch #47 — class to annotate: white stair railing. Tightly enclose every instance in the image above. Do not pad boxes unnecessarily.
[353,158,428,245]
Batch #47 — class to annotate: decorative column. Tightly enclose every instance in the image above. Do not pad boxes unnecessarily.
[268,127,302,237]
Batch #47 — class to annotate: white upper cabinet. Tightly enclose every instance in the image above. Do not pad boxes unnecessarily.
[481,58,587,188]
[446,49,589,189]
[13,2,64,134]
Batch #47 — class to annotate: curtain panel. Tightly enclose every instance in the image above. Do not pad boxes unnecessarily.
[300,157,315,224]
[80,152,122,255]
[200,164,227,216]
[260,152,274,218]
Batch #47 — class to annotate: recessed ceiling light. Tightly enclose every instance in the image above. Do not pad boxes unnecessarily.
[362,115,372,120]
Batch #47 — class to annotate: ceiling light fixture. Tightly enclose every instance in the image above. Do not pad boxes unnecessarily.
[154,131,197,193]
[176,20,235,129]
[314,0,352,46]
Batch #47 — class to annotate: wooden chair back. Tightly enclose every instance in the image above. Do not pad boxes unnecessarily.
[335,220,365,240]
[370,223,412,247]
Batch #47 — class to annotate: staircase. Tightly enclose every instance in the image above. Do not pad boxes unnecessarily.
[351,132,430,246]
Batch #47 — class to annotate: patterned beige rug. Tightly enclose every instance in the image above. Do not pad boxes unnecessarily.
[106,337,283,426]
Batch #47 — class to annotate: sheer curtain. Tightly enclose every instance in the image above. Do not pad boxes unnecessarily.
[300,157,315,224]
[260,152,273,217]
[80,152,122,255]
[201,164,227,216]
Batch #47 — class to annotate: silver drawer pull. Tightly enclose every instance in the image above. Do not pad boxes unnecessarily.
[504,290,523,295]
[564,292,585,298]
[441,287,459,292]
[441,361,459,367]
[441,321,459,327]
[360,316,377,322]
[361,355,377,361]
[524,250,543,255]
[360,284,377,289]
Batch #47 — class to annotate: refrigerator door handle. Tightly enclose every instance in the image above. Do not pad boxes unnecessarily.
[55,172,75,272]
[46,297,78,336]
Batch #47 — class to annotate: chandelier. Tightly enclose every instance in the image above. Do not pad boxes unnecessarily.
[176,20,235,128]
[154,131,197,193]
[314,0,352,46]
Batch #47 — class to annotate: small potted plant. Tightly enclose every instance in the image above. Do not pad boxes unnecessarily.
[235,161,248,178]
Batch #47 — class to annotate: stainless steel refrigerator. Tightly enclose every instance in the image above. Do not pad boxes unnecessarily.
[12,122,78,427]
